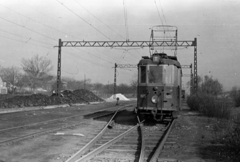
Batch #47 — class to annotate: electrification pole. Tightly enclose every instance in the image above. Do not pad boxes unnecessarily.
[55,38,197,95]
[194,38,198,93]
[113,63,138,97]
[57,39,62,96]
[114,63,117,98]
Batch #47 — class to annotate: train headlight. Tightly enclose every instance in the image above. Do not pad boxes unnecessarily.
[151,95,158,103]
[153,86,158,91]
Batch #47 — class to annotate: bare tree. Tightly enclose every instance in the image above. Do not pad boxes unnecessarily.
[0,66,22,93]
[21,55,53,91]
[200,75,223,96]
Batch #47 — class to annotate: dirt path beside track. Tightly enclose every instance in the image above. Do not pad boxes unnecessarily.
[0,101,236,162]
[162,105,234,162]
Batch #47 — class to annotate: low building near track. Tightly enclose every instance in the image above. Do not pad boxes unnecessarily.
[0,77,7,94]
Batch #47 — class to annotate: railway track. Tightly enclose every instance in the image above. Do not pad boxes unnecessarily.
[0,104,132,145]
[66,111,176,162]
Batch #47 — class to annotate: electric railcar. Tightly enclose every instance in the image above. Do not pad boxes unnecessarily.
[135,52,182,121]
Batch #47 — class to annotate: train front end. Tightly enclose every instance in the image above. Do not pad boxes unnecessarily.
[136,53,182,121]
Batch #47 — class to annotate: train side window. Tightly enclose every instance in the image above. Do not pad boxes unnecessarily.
[164,65,174,85]
[174,66,178,85]
[140,66,146,83]
[177,68,181,86]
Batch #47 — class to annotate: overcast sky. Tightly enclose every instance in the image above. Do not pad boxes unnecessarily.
[0,0,239,91]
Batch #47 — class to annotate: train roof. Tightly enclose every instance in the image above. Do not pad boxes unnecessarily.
[138,53,181,68]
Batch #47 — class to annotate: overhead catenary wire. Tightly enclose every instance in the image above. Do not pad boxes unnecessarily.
[62,65,79,75]
[0,1,127,71]
[22,2,132,64]
[65,48,137,77]
[0,28,53,46]
[123,0,129,41]
[153,0,165,52]
[153,0,164,26]
[158,0,168,26]
[56,0,140,63]
[73,0,126,40]
[0,3,81,40]
[0,16,56,42]
[0,33,53,50]
[72,48,115,64]
[153,0,172,39]
[64,49,113,69]
[21,3,84,39]
[56,0,111,40]
[72,0,141,62]
[153,0,177,55]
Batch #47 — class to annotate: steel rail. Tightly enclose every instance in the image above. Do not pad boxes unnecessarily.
[149,119,175,162]
[0,104,132,133]
[0,105,131,145]
[0,113,83,133]
[137,116,145,162]
[75,123,139,162]
[0,120,89,145]
[65,106,127,162]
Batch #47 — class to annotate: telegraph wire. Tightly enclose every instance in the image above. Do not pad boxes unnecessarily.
[0,4,80,40]
[72,47,115,64]
[91,48,128,64]
[65,49,113,69]
[123,0,129,41]
[73,0,125,40]
[62,65,79,75]
[56,0,141,65]
[22,2,128,64]
[112,47,141,61]
[21,3,84,38]
[73,0,140,61]
[0,34,53,49]
[0,16,56,41]
[56,0,111,40]
[0,28,53,46]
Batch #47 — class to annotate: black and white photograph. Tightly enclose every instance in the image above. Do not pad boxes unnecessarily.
[0,0,239,161]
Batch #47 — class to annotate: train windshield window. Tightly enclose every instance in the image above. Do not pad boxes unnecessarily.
[148,66,163,84]
[140,66,146,83]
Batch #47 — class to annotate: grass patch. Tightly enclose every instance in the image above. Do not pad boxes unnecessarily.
[222,114,240,154]
[187,93,231,119]
[229,87,240,107]
[187,93,240,160]
[211,113,240,160]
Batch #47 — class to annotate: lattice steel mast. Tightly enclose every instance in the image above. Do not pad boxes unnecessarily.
[56,27,198,95]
